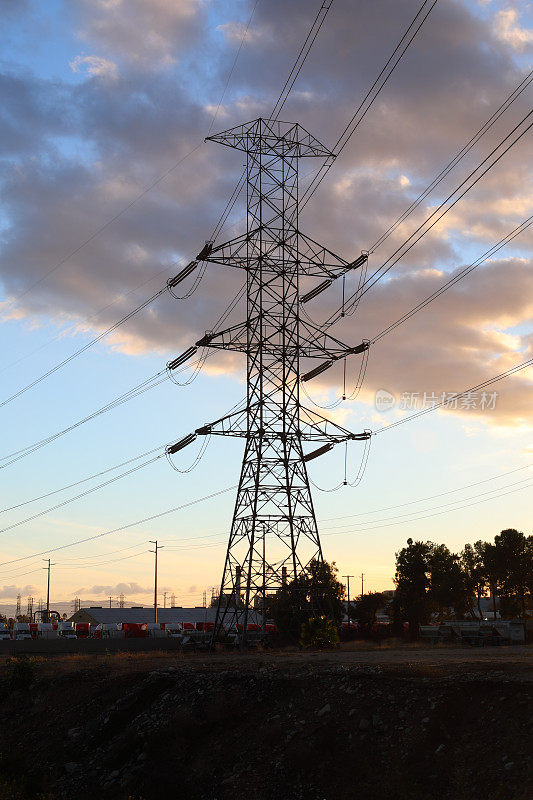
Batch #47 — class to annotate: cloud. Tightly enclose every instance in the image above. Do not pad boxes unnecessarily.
[74,581,150,595]
[494,8,533,52]
[0,585,38,599]
[70,54,119,81]
[73,0,205,70]
[0,0,532,433]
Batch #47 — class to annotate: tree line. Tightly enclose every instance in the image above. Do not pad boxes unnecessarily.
[268,528,532,644]
[392,528,533,631]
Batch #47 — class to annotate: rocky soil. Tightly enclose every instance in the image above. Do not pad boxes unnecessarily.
[0,649,531,799]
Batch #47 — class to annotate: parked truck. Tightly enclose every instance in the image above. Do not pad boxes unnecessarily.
[58,622,76,640]
[13,622,31,641]
[0,623,11,641]
[74,622,91,639]
[147,622,166,638]
[37,622,58,639]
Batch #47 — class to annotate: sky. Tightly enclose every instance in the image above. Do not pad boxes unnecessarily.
[0,0,532,614]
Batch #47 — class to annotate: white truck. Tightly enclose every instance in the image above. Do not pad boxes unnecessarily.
[96,622,125,639]
[147,622,166,639]
[37,622,58,639]
[165,623,183,639]
[0,623,11,641]
[13,622,31,641]
[58,622,77,640]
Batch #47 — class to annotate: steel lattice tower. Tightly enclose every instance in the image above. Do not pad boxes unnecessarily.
[167,118,370,644]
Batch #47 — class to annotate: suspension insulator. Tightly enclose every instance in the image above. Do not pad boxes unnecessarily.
[167,261,198,288]
[349,252,368,269]
[196,241,214,260]
[303,442,334,462]
[349,431,372,441]
[196,332,214,347]
[195,424,212,436]
[301,360,333,382]
[300,280,333,304]
[167,346,197,370]
[166,433,197,455]
[347,340,370,356]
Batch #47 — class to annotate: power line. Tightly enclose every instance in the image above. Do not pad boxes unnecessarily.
[320,461,533,521]
[300,0,439,209]
[0,285,169,409]
[368,68,533,253]
[324,108,533,325]
[0,485,237,568]
[371,214,533,343]
[373,355,533,435]
[3,457,533,580]
[7,143,204,307]
[271,1,333,118]
[0,1,334,411]
[0,454,163,537]
[206,0,261,135]
[0,444,166,513]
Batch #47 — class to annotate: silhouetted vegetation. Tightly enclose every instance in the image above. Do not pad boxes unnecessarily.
[393,529,532,629]
[269,559,344,640]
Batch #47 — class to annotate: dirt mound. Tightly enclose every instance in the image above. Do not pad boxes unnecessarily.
[0,653,531,799]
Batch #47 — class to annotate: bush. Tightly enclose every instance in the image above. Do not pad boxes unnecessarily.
[299,616,339,650]
[8,656,37,690]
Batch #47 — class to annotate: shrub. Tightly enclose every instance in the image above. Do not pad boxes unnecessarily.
[8,656,36,690]
[299,616,339,650]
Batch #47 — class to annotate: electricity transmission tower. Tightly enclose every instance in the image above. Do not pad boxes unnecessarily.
[168,118,370,645]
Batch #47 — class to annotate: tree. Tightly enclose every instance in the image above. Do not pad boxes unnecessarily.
[428,544,467,619]
[460,542,487,618]
[269,559,344,640]
[394,538,433,635]
[491,529,532,618]
[353,592,388,625]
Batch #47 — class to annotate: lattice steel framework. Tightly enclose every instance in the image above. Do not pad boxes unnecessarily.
[169,119,370,645]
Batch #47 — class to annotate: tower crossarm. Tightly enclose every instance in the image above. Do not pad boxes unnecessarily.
[299,405,371,444]
[196,321,248,353]
[203,225,367,281]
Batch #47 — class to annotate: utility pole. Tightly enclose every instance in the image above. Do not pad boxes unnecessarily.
[43,559,55,623]
[360,573,365,598]
[343,575,354,624]
[149,541,163,623]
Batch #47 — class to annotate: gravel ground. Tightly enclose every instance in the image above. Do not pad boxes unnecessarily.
[0,645,531,799]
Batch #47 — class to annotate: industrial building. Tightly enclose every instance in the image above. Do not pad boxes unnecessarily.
[69,606,263,627]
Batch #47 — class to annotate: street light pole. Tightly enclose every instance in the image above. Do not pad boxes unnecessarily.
[343,575,354,624]
[149,541,164,623]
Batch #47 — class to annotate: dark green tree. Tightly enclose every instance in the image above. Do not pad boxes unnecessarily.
[491,529,532,618]
[394,538,433,636]
[428,544,467,619]
[269,559,344,640]
[460,542,487,618]
[353,591,388,625]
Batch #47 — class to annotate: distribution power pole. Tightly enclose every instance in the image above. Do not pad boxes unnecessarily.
[43,559,54,623]
[343,575,354,624]
[166,118,370,646]
[149,541,163,623]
